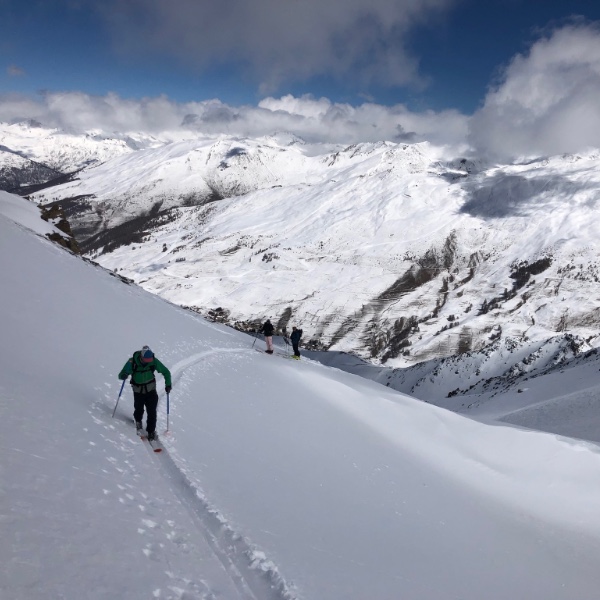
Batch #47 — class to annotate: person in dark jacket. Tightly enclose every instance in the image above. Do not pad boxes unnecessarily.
[290,326,303,359]
[259,318,275,354]
[119,345,172,440]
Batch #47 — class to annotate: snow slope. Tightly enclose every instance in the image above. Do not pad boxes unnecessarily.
[305,338,600,445]
[3,192,600,600]
[0,189,68,238]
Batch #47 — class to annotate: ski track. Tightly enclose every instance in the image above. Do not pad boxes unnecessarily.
[171,348,249,382]
[105,347,296,600]
[144,437,292,600]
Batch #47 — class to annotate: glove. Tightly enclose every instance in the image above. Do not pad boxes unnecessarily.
[119,374,127,381]
[165,386,172,394]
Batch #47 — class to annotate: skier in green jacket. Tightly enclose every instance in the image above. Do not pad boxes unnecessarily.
[118,346,172,440]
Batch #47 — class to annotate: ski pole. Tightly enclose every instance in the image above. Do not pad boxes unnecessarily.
[166,392,170,432]
[112,379,126,418]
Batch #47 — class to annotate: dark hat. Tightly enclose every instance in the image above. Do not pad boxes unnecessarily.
[141,345,154,363]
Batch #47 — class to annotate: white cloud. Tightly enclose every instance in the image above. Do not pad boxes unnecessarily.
[97,0,459,92]
[259,95,333,119]
[470,23,600,159]
[0,91,469,150]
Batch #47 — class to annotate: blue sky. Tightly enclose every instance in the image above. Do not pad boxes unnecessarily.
[2,0,600,113]
[2,1,600,161]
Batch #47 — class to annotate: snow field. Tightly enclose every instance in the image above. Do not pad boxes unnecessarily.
[3,193,600,599]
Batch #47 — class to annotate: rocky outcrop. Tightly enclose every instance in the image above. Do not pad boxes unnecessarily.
[39,203,80,254]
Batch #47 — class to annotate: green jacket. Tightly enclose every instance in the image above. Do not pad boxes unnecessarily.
[119,351,172,387]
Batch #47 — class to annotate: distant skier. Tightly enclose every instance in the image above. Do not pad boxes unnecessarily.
[259,318,275,354]
[118,345,172,440]
[290,326,303,359]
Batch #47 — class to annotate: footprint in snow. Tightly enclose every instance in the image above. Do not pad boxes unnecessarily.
[142,542,163,561]
[167,577,216,600]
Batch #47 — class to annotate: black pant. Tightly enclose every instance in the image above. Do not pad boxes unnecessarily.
[292,342,300,357]
[133,390,159,434]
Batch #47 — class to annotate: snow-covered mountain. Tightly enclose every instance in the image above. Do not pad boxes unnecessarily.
[308,331,595,405]
[26,131,600,367]
[6,119,600,391]
[4,189,600,600]
[0,145,63,192]
[0,120,164,173]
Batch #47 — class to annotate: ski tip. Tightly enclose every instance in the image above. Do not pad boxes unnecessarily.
[153,447,162,453]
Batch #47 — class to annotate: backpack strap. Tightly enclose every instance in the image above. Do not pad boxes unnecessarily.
[130,351,157,393]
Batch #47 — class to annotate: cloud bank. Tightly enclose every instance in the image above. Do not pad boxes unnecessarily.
[470,22,600,159]
[0,91,469,150]
[3,23,600,160]
[98,0,458,93]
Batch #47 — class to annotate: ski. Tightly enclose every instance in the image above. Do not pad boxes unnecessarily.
[147,438,163,453]
[136,424,162,452]
[254,348,297,359]
[139,434,162,452]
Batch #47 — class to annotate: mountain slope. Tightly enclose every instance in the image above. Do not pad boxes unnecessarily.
[2,192,600,599]
[32,136,600,369]
[0,146,63,192]
[4,119,600,388]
